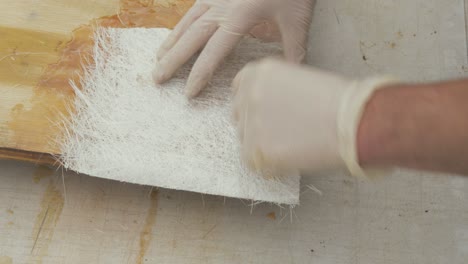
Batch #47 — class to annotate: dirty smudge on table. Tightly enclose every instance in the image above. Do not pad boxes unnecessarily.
[28,182,64,263]
[32,165,54,183]
[266,211,276,220]
[136,189,159,264]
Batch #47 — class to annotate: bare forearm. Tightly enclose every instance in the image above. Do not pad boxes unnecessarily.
[357,80,468,175]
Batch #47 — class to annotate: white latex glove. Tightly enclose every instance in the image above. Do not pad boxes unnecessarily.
[153,0,315,98]
[232,58,394,177]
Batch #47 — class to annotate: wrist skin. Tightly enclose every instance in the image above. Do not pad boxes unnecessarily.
[357,80,468,175]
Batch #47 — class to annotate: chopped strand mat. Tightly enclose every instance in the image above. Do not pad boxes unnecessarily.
[60,28,300,205]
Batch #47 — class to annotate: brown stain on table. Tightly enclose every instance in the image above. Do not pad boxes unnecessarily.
[33,165,54,183]
[6,209,14,215]
[29,182,64,263]
[267,212,276,220]
[0,0,194,163]
[137,189,159,264]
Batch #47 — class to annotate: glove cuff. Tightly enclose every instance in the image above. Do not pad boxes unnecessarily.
[338,77,397,178]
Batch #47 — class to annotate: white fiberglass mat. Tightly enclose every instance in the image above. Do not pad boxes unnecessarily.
[60,28,300,205]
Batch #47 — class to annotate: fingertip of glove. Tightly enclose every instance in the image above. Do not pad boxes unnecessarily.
[184,88,198,99]
[152,70,163,85]
[185,72,211,98]
[152,65,169,85]
[184,82,200,98]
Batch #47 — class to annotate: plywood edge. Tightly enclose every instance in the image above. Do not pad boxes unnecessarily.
[0,148,57,166]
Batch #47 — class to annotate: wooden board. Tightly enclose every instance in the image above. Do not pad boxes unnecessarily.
[0,0,193,164]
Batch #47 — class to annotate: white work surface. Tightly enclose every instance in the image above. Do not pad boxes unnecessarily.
[1,0,468,263]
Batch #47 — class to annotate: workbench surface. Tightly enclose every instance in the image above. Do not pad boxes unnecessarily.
[1,0,468,263]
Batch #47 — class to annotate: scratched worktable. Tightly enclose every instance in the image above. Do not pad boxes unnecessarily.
[1,0,468,263]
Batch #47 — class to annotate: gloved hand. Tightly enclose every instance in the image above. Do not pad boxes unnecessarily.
[232,58,394,177]
[153,0,315,98]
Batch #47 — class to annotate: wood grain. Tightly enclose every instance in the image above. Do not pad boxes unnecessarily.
[0,0,194,164]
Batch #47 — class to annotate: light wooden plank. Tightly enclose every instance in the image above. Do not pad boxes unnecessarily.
[0,0,193,161]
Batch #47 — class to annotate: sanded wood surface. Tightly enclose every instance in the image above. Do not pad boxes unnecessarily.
[0,0,193,164]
